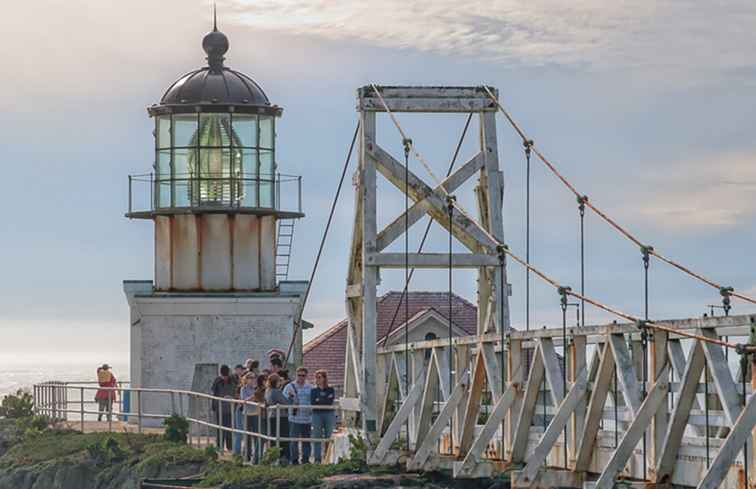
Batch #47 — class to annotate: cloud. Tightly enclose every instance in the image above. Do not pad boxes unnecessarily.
[625,151,756,231]
[230,0,756,77]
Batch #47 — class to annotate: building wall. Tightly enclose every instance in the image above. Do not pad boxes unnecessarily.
[124,289,302,425]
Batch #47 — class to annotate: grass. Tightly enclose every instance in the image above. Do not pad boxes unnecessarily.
[199,460,362,489]
[0,428,209,470]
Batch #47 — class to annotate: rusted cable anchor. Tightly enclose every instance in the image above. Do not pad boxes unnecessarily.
[720,286,734,316]
[523,138,534,156]
[402,137,413,157]
[558,286,572,310]
[446,195,456,213]
[577,195,588,215]
[637,320,651,342]
[496,244,509,269]
[640,245,654,268]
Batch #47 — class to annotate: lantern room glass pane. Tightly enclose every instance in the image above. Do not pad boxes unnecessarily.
[259,150,274,177]
[173,148,194,207]
[232,114,257,148]
[259,116,274,149]
[238,149,257,207]
[259,180,273,208]
[157,150,171,209]
[157,150,171,178]
[174,114,198,147]
[157,116,171,149]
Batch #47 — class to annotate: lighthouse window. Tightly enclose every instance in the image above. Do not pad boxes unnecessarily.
[259,150,273,178]
[156,150,171,208]
[232,114,258,148]
[157,116,171,149]
[174,114,198,148]
[259,116,274,149]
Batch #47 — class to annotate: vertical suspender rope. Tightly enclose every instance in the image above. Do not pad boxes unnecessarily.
[403,137,412,451]
[559,286,570,469]
[524,140,533,332]
[578,196,587,327]
[447,196,455,454]
[641,246,651,480]
[499,245,507,459]
[705,347,710,467]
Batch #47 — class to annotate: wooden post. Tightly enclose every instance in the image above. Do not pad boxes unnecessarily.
[570,335,587,466]
[506,338,523,460]
[361,110,378,434]
[651,330,668,476]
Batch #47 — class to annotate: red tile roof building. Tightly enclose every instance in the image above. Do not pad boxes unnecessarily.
[303,291,478,389]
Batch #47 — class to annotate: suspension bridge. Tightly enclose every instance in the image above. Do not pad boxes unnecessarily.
[335,85,756,489]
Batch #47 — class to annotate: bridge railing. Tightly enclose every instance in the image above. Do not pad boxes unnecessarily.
[32,382,356,464]
[369,313,756,488]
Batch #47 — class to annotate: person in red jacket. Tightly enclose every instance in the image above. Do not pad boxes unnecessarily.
[95,364,118,422]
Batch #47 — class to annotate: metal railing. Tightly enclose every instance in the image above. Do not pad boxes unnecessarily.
[127,173,303,216]
[33,382,353,465]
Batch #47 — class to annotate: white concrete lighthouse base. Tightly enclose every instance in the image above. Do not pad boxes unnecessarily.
[123,280,306,427]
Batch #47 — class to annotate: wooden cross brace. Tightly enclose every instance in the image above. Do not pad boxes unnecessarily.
[365,140,499,254]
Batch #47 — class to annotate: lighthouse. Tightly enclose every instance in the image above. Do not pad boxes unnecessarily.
[123,20,306,421]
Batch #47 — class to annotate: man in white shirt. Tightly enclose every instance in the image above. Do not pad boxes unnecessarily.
[283,366,313,464]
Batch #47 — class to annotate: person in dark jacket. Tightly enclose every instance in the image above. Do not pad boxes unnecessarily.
[310,369,336,464]
[211,365,238,451]
[265,373,291,463]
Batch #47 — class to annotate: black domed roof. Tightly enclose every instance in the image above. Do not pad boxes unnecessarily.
[148,24,281,117]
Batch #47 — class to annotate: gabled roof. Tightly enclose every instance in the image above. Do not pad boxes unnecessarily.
[303,291,477,386]
[381,307,469,345]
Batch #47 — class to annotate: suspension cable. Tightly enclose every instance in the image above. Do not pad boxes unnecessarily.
[481,86,756,307]
[379,113,473,345]
[370,83,751,352]
[284,122,359,364]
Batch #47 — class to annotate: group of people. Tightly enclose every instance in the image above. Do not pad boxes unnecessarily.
[210,356,337,465]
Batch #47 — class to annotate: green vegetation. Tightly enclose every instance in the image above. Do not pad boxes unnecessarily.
[199,460,358,488]
[0,419,386,489]
[0,430,160,468]
[0,390,34,419]
[163,414,190,443]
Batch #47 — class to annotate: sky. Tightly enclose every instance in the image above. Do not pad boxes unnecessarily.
[1,0,755,367]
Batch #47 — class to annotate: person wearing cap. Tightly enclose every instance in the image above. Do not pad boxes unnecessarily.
[95,364,118,422]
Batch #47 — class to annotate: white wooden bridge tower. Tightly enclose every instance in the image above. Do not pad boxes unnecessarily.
[344,86,511,434]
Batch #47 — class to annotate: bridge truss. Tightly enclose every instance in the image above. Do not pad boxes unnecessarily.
[342,85,756,489]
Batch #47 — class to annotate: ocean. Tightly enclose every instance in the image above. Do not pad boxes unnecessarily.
[0,360,129,398]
